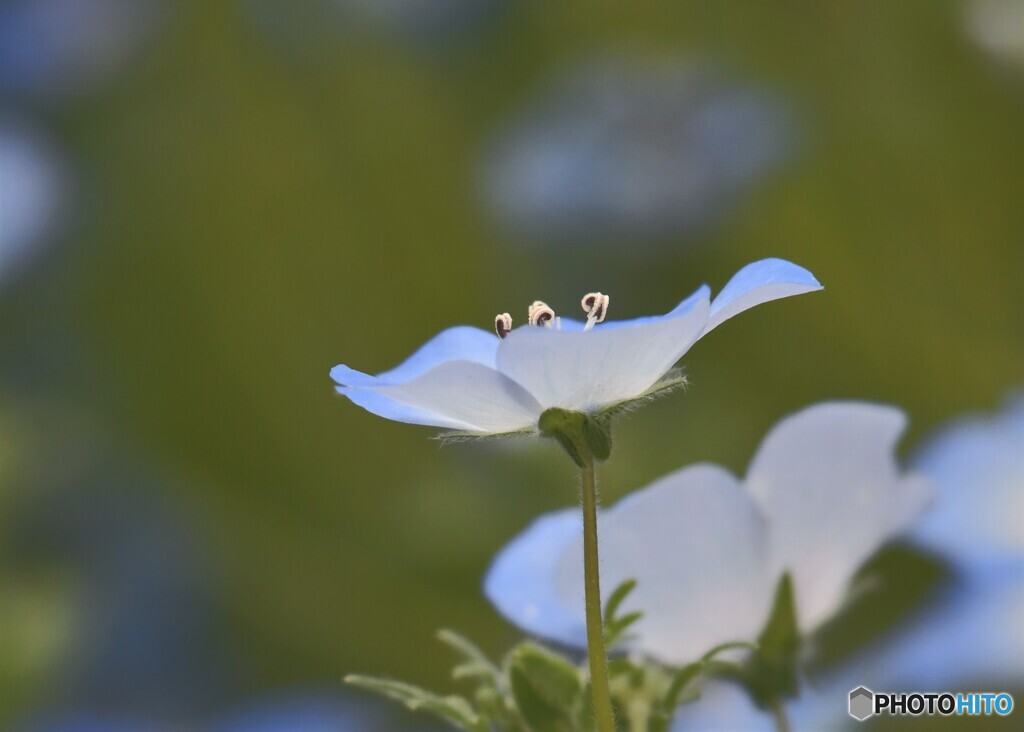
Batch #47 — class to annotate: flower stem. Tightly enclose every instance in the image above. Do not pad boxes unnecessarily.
[580,449,616,732]
[769,699,791,732]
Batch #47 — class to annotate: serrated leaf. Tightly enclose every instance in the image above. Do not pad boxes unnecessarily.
[344,675,488,732]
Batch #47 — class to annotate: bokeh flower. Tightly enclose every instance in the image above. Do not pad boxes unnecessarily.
[0,0,167,100]
[482,57,793,246]
[0,120,64,287]
[331,258,820,435]
[864,394,1024,688]
[670,396,1024,729]
[485,402,931,665]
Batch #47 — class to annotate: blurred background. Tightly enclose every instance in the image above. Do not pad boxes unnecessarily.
[1,0,1022,729]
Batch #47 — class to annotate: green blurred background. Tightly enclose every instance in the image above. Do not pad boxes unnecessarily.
[1,0,1022,726]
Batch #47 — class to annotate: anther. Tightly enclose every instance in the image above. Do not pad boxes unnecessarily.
[495,313,513,339]
[581,292,609,331]
[528,300,556,328]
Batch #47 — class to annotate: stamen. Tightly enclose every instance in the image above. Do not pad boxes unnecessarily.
[495,313,513,339]
[581,292,610,331]
[528,300,556,328]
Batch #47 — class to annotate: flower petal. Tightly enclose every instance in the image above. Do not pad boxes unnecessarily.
[483,509,587,647]
[495,287,711,412]
[745,402,932,630]
[704,258,822,334]
[335,386,479,431]
[373,360,543,434]
[911,395,1024,567]
[330,326,499,387]
[555,464,772,665]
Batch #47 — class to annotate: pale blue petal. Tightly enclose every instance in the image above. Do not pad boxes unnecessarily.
[911,395,1024,568]
[555,464,772,666]
[335,386,478,431]
[495,287,711,412]
[865,564,1024,688]
[704,258,822,334]
[745,402,931,631]
[330,326,499,388]
[375,360,542,434]
[484,509,587,648]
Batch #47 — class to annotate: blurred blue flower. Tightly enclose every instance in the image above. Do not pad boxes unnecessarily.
[485,402,930,665]
[911,394,1024,569]
[858,395,1024,688]
[0,0,167,100]
[483,57,794,246]
[331,259,820,435]
[673,396,1024,727]
[0,120,64,286]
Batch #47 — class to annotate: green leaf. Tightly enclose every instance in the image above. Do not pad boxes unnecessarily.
[344,675,488,732]
[510,642,582,709]
[437,629,501,687]
[507,642,582,731]
[605,610,643,648]
[701,640,758,662]
[603,578,637,625]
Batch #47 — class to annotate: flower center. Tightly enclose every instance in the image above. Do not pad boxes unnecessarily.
[528,301,556,328]
[581,292,609,332]
[494,312,512,339]
[493,293,610,337]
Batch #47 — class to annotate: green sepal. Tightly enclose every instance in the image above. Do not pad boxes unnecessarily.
[344,675,488,732]
[737,573,801,709]
[538,408,613,466]
[582,412,612,461]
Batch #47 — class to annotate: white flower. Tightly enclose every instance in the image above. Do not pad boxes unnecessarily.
[331,258,821,435]
[485,402,931,665]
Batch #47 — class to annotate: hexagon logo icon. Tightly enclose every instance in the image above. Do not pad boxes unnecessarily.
[849,686,874,721]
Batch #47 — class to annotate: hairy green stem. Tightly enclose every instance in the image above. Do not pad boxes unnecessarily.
[581,449,616,732]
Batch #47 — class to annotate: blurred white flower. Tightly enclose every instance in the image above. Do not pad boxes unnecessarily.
[486,402,931,665]
[483,57,794,246]
[0,121,64,286]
